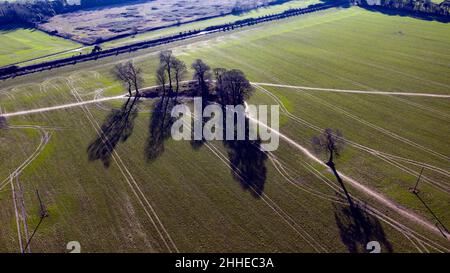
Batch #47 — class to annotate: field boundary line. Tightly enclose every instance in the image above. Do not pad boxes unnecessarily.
[252,82,450,98]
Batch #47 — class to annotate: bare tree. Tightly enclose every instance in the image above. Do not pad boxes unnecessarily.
[214,68,227,106]
[192,59,211,99]
[172,58,187,101]
[312,129,353,207]
[127,62,143,97]
[312,128,344,167]
[112,61,143,97]
[159,50,174,93]
[113,63,133,96]
[92,45,102,54]
[157,51,186,101]
[156,65,168,99]
[222,69,253,106]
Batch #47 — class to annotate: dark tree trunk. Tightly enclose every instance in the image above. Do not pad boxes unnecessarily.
[167,67,173,94]
[174,79,180,102]
[127,85,132,97]
[134,83,140,97]
[327,148,354,208]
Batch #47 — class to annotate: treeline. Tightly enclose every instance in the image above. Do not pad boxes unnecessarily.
[231,0,292,15]
[0,0,296,25]
[79,0,142,9]
[357,0,450,16]
[0,0,67,25]
[0,0,142,25]
[207,2,336,31]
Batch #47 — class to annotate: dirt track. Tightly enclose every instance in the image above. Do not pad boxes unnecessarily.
[251,85,450,243]
[1,80,448,252]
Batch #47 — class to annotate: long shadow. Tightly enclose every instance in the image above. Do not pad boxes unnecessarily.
[0,116,7,129]
[361,5,450,23]
[78,0,149,12]
[189,94,213,151]
[87,96,139,168]
[327,161,355,208]
[319,0,351,8]
[319,0,449,23]
[223,116,268,198]
[415,193,449,237]
[327,149,392,252]
[190,116,208,150]
[334,202,393,253]
[0,23,34,33]
[145,97,177,161]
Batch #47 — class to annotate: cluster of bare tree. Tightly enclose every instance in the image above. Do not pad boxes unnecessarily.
[110,51,256,170]
[156,50,187,102]
[113,61,143,97]
[215,68,253,107]
[117,52,249,105]
[115,50,253,107]
[112,50,253,108]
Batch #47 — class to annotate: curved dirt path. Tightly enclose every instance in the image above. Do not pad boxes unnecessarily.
[0,125,52,253]
[243,99,450,242]
[2,79,449,247]
[255,85,450,192]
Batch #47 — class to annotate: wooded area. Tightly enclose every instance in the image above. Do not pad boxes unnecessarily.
[358,0,450,16]
[0,0,141,24]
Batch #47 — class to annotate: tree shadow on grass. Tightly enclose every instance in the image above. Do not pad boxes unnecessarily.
[145,97,177,161]
[223,117,268,198]
[0,116,7,129]
[189,117,208,151]
[361,5,450,23]
[0,23,34,33]
[87,96,139,168]
[319,0,449,23]
[334,202,393,253]
[144,97,268,197]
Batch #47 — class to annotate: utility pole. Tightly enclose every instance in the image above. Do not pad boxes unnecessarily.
[36,190,48,218]
[22,190,48,253]
[411,167,424,195]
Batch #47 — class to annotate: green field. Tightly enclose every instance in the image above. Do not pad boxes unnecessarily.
[102,0,320,49]
[0,0,319,67]
[0,7,449,253]
[0,26,81,67]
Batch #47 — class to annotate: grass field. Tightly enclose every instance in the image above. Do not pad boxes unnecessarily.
[40,0,311,44]
[0,25,81,68]
[0,0,320,67]
[102,0,320,49]
[0,7,449,253]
